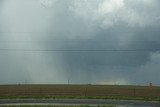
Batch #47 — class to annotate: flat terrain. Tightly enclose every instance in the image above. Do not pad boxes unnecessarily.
[0,85,160,100]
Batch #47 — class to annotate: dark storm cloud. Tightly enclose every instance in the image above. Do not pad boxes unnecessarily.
[0,0,160,85]
[43,0,160,84]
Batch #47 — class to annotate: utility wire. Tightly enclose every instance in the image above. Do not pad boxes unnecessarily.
[0,49,160,52]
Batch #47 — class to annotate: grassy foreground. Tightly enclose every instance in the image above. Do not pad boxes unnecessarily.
[0,96,159,101]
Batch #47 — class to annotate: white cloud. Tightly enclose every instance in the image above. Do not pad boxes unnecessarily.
[39,0,57,8]
[98,0,124,14]
[70,0,160,28]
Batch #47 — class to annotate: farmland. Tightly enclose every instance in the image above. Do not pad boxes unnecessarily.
[0,85,160,101]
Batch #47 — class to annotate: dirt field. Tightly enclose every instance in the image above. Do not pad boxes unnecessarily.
[0,85,160,100]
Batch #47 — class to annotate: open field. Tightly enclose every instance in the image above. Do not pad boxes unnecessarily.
[0,85,160,101]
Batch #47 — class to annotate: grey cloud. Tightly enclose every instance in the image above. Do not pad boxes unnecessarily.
[0,0,160,85]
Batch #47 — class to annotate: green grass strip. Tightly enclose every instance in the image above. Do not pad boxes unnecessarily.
[0,96,159,101]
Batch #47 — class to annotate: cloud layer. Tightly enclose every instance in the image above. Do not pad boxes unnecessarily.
[0,0,160,85]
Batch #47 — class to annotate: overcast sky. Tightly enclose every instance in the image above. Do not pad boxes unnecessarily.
[0,0,160,85]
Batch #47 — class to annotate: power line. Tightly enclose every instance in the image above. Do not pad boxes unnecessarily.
[0,30,160,35]
[0,40,159,42]
[0,30,159,33]
[0,49,160,52]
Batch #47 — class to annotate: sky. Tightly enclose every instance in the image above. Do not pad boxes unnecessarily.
[0,0,160,85]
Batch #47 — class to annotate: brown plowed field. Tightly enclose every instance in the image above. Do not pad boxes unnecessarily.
[0,85,160,99]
